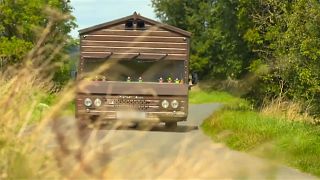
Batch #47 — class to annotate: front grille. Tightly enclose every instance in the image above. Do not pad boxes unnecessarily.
[77,95,187,113]
[104,98,160,111]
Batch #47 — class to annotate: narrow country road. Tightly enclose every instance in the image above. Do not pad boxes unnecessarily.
[51,103,316,179]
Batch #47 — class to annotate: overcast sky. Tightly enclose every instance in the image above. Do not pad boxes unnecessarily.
[70,0,156,37]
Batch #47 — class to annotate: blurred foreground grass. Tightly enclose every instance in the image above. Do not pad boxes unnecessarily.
[200,90,320,176]
[0,8,109,179]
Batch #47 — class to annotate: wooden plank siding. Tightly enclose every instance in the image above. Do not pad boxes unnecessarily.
[82,35,187,43]
[80,22,188,60]
[81,47,186,54]
[81,41,187,49]
[89,29,181,37]
[80,52,187,60]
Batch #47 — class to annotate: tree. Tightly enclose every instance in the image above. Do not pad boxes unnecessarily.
[0,0,77,88]
[152,0,251,79]
[152,0,320,115]
[240,0,320,112]
[0,0,77,65]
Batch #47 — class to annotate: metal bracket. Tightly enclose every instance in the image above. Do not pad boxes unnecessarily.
[132,52,141,60]
[158,53,168,60]
[82,52,113,59]
[104,52,113,59]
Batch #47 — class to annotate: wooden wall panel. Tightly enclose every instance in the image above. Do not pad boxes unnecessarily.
[81,47,186,54]
[89,29,180,37]
[81,52,187,60]
[80,22,188,60]
[82,35,187,43]
[82,41,187,49]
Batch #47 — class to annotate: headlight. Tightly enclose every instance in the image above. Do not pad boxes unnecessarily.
[171,100,179,109]
[94,98,102,107]
[161,100,169,109]
[84,98,92,107]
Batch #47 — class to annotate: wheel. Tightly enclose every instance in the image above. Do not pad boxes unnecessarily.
[165,122,177,129]
[77,117,88,130]
[129,122,139,129]
[77,115,91,139]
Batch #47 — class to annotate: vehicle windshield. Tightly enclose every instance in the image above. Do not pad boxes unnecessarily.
[82,59,186,83]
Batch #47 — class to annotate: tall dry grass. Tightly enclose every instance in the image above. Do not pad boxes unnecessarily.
[0,8,114,179]
[260,81,319,124]
[261,97,319,124]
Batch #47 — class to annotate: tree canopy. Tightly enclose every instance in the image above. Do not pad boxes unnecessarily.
[0,0,76,65]
[152,0,320,115]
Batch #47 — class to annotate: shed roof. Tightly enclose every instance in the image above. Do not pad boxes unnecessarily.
[78,12,191,37]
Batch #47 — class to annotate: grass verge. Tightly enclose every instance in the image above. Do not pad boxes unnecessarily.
[189,88,244,105]
[199,90,320,177]
[30,92,75,124]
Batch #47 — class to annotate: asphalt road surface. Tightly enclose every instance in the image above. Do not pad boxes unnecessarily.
[51,103,316,179]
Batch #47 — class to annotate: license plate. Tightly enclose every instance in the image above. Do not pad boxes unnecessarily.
[117,111,146,120]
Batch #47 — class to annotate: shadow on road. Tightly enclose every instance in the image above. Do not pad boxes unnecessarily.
[100,124,199,133]
[150,124,198,132]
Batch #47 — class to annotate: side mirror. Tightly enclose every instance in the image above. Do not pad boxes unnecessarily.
[188,72,199,89]
[191,72,199,85]
[71,70,77,80]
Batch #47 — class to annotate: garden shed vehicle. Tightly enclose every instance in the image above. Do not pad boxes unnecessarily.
[76,12,195,128]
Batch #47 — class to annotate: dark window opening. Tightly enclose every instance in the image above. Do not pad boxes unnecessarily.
[125,20,134,29]
[136,20,145,29]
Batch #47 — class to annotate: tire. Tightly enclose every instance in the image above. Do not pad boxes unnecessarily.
[77,116,91,139]
[130,122,139,129]
[165,122,177,129]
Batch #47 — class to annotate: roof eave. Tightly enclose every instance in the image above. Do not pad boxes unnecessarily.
[78,14,134,35]
[78,13,191,37]
[137,15,191,37]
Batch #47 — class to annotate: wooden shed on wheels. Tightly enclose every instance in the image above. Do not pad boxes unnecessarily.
[76,13,193,128]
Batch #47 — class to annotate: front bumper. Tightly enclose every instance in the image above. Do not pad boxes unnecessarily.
[77,110,187,122]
